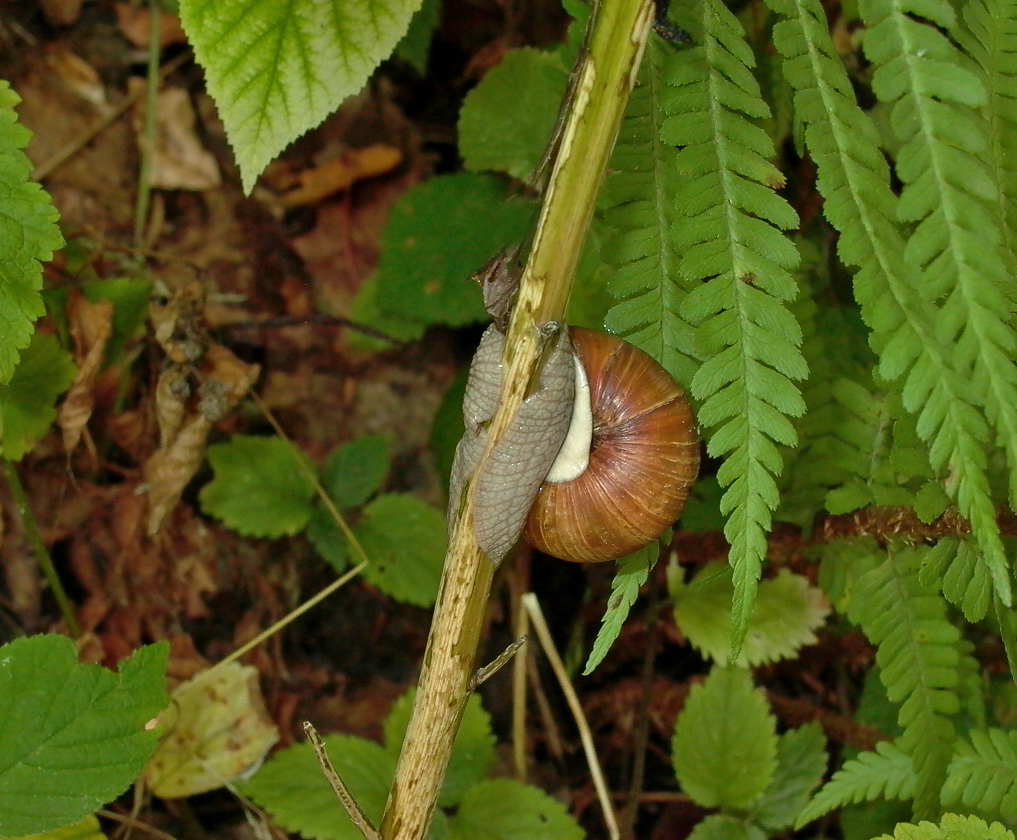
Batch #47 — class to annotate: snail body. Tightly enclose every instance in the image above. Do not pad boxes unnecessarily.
[524,327,700,563]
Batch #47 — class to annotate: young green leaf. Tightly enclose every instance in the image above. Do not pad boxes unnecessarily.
[687,815,766,840]
[459,48,568,181]
[355,493,445,607]
[322,436,391,509]
[0,636,168,837]
[796,740,915,828]
[0,332,77,461]
[672,666,778,810]
[375,174,535,327]
[383,689,496,807]
[663,0,805,651]
[583,544,656,675]
[178,0,423,192]
[199,435,316,538]
[752,723,828,831]
[943,728,1017,820]
[874,813,1015,840]
[672,562,829,667]
[240,735,396,840]
[0,81,63,384]
[394,0,441,73]
[446,779,584,840]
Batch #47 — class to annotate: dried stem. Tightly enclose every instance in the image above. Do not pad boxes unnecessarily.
[379,1,654,837]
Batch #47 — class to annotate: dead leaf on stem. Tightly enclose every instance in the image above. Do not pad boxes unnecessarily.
[58,290,114,455]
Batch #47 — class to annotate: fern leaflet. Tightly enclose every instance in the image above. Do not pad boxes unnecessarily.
[943,729,1017,819]
[663,0,805,649]
[919,536,992,622]
[847,544,960,818]
[764,0,1010,606]
[602,38,700,391]
[795,740,915,827]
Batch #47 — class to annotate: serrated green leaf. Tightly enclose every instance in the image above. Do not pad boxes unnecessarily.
[0,332,77,461]
[687,815,766,840]
[583,545,655,675]
[875,813,1015,840]
[322,436,391,509]
[383,688,496,807]
[12,815,107,840]
[446,779,584,840]
[672,666,778,810]
[752,723,828,830]
[199,436,316,538]
[459,48,568,181]
[353,494,445,606]
[240,735,395,840]
[0,636,168,837]
[394,0,440,73]
[672,562,829,666]
[0,81,63,385]
[375,174,535,327]
[178,0,423,192]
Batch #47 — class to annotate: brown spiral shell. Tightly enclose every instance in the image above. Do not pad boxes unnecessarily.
[523,327,700,563]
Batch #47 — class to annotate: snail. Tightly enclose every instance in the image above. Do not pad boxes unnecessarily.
[450,324,699,565]
[524,327,700,563]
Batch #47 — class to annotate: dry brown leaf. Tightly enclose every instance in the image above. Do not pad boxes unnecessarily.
[144,663,280,798]
[280,144,403,208]
[130,82,221,191]
[59,291,114,454]
[43,46,105,106]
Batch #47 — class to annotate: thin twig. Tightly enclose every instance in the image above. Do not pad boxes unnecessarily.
[98,810,179,840]
[32,52,191,182]
[304,722,382,840]
[522,592,619,840]
[209,561,367,675]
[133,0,163,246]
[251,391,371,567]
[470,635,526,690]
[2,459,81,636]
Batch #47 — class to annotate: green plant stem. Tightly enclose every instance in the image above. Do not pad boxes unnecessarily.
[3,459,81,637]
[379,1,654,837]
[133,0,162,247]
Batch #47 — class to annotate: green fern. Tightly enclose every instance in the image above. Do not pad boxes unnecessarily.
[862,0,1017,517]
[602,38,700,391]
[846,544,960,818]
[661,0,805,649]
[795,740,915,827]
[765,0,1011,607]
[876,813,1016,840]
[919,537,992,622]
[942,729,1017,820]
[955,0,1017,289]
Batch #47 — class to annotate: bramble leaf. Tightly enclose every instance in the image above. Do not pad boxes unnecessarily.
[178,0,423,192]
[752,723,829,830]
[672,666,778,809]
[0,81,62,384]
[446,779,584,840]
[199,436,316,538]
[0,636,168,837]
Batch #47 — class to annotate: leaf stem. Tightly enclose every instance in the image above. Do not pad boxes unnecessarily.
[2,459,81,637]
[133,0,162,247]
[379,1,654,837]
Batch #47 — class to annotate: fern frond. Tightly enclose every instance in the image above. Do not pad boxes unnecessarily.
[795,740,915,828]
[849,544,960,818]
[919,536,992,622]
[602,39,699,390]
[943,729,1017,819]
[876,813,1016,840]
[664,0,805,649]
[764,0,1011,607]
[956,0,1017,287]
[861,0,1017,516]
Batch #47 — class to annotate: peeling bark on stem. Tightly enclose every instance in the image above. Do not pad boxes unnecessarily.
[379,1,655,837]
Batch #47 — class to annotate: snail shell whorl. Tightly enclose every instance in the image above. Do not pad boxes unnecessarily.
[523,327,700,563]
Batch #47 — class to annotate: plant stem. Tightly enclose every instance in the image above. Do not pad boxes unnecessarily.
[2,459,81,637]
[133,0,162,247]
[379,1,654,837]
